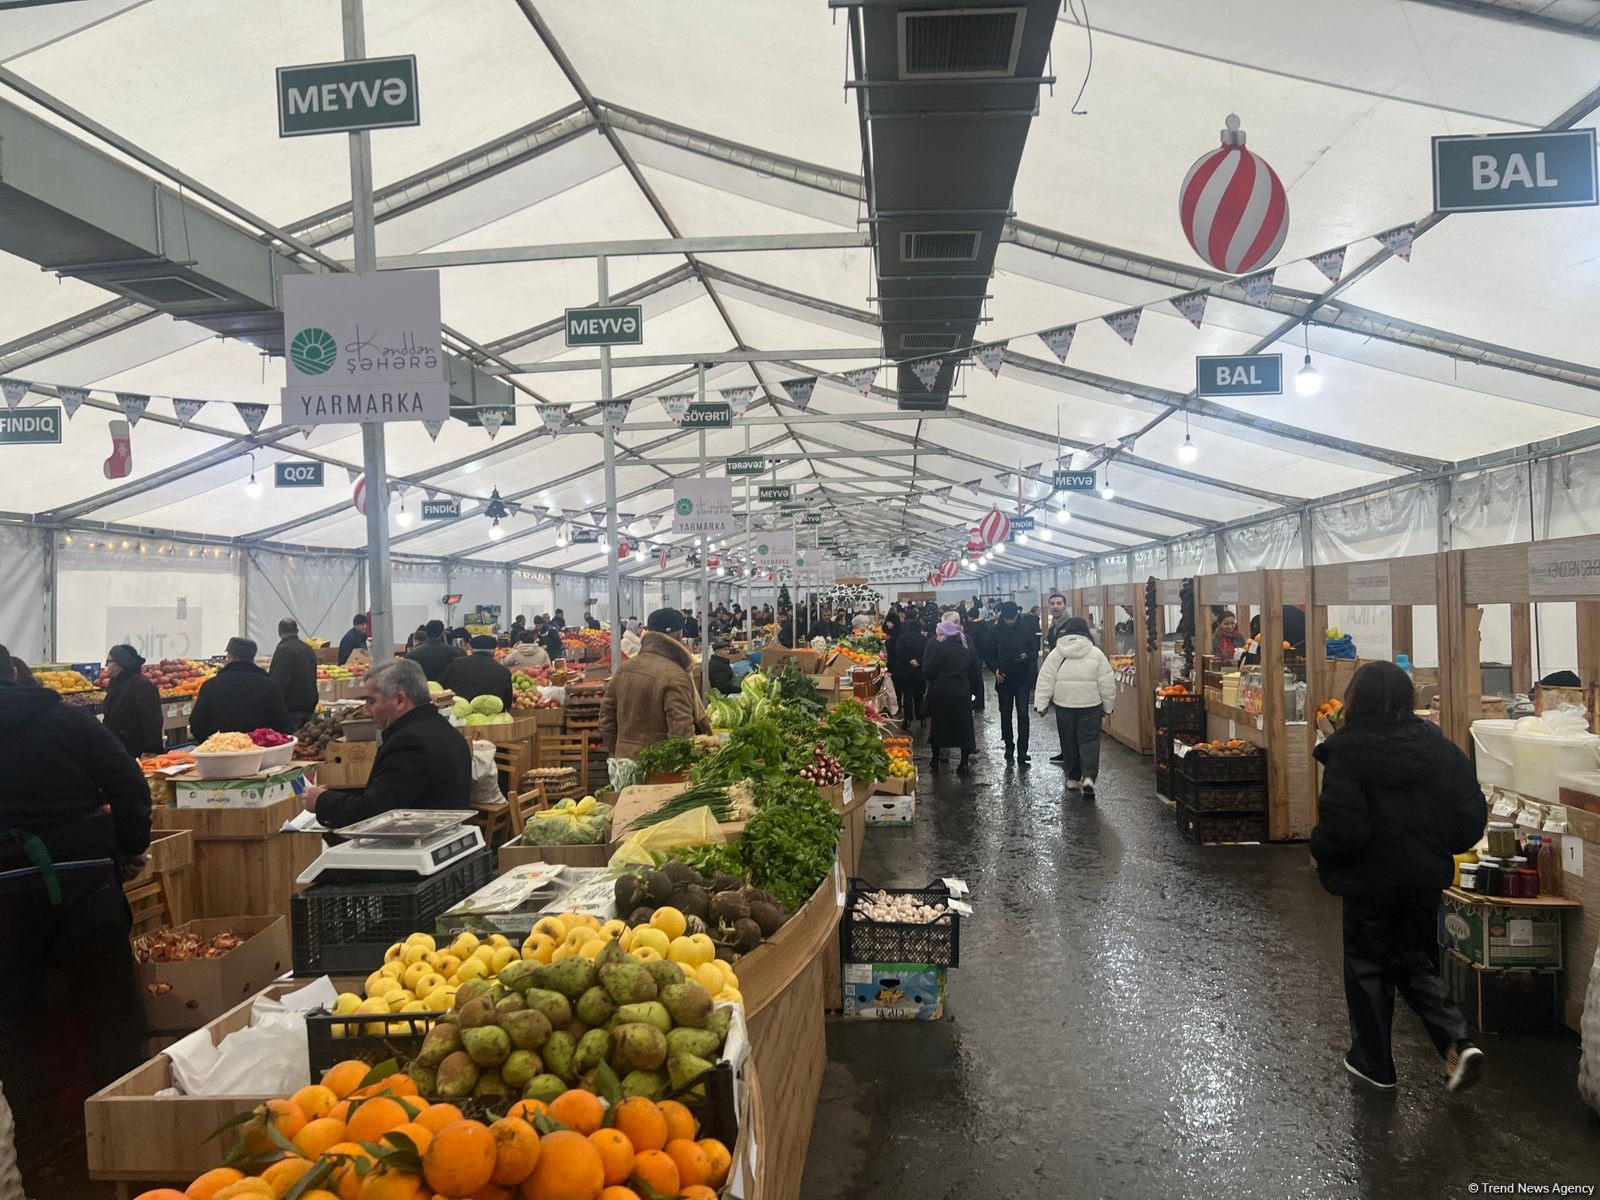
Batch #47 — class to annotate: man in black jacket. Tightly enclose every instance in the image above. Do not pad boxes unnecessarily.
[986,601,1038,765]
[442,635,515,712]
[301,659,470,828]
[189,637,291,741]
[408,619,464,682]
[707,641,739,695]
[268,618,320,728]
[0,647,151,1180]
[337,613,369,665]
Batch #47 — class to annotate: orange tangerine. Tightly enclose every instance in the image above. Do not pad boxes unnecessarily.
[696,1137,731,1188]
[664,1140,711,1189]
[416,1103,465,1134]
[546,1089,604,1136]
[294,1118,349,1160]
[521,1130,604,1200]
[488,1117,540,1187]
[292,1084,340,1121]
[347,1096,412,1144]
[588,1129,634,1187]
[421,1119,496,1198]
[608,1099,666,1155]
[628,1149,678,1197]
[321,1060,371,1099]
[656,1100,696,1144]
[186,1168,244,1200]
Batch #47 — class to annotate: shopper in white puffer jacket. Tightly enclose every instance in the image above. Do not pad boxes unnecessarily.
[1034,617,1116,798]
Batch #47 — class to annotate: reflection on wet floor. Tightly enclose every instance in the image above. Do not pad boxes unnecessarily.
[802,705,1600,1200]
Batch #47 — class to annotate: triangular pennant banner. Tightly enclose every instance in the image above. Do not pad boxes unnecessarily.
[1376,224,1415,262]
[59,387,88,420]
[424,488,439,502]
[394,482,409,499]
[299,425,315,440]
[116,392,149,426]
[1038,324,1076,362]
[975,342,1007,376]
[236,403,267,434]
[719,386,756,418]
[995,473,1013,489]
[910,358,943,390]
[1170,290,1209,330]
[172,398,206,426]
[601,400,630,432]
[842,367,877,397]
[1,379,29,410]
[779,377,816,410]
[483,409,508,440]
[536,405,567,436]
[423,419,445,441]
[1240,270,1276,308]
[659,393,692,423]
[936,486,953,501]
[1310,246,1347,285]
[1103,308,1142,346]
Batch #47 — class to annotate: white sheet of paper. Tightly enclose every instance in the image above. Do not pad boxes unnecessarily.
[1565,836,1585,878]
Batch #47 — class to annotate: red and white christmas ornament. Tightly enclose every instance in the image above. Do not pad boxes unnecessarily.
[1179,114,1289,275]
[352,474,369,515]
[977,508,1011,548]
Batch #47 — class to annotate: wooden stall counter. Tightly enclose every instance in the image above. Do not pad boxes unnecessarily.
[152,795,322,921]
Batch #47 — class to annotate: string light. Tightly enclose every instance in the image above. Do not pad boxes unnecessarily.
[1295,325,1322,396]
[1177,413,1199,464]
[1039,526,1053,541]
[244,453,262,499]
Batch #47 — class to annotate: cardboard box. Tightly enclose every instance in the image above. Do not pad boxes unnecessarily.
[173,764,308,809]
[498,814,614,871]
[1438,892,1565,968]
[865,793,915,826]
[311,739,378,789]
[874,775,914,796]
[135,916,291,1032]
[1441,949,1559,1035]
[842,962,947,1020]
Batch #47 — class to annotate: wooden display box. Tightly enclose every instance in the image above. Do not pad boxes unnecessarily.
[125,829,194,928]
[456,712,541,745]
[1442,948,1559,1035]
[152,796,323,921]
[137,916,291,1033]
[874,775,914,795]
[310,739,377,789]
[498,814,614,871]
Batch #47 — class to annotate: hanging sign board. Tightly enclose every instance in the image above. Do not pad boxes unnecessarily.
[1529,537,1600,597]
[758,484,793,503]
[1433,130,1598,214]
[1053,470,1097,492]
[1211,574,1239,603]
[725,456,766,476]
[570,529,601,545]
[273,461,324,488]
[281,271,449,425]
[276,55,420,137]
[1346,562,1391,604]
[681,403,731,428]
[672,478,735,536]
[0,406,62,444]
[801,512,823,526]
[421,498,460,520]
[564,305,643,347]
[1196,353,1282,397]
[1009,515,1035,531]
[753,531,795,573]
[780,503,805,516]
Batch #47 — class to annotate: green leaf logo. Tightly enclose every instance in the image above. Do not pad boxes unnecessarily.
[290,327,338,376]
[758,543,769,555]
[675,498,694,516]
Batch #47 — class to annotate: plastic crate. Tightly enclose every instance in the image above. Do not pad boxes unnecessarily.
[306,1010,443,1078]
[1154,770,1171,799]
[1171,745,1268,784]
[1153,693,1205,735]
[842,879,959,968]
[1170,772,1267,814]
[1177,803,1268,845]
[291,850,494,975]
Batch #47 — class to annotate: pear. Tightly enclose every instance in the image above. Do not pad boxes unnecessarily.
[521,988,572,1030]
[644,959,686,993]
[705,1007,733,1046]
[473,1069,512,1103]
[665,1026,720,1060]
[523,1073,568,1104]
[576,986,616,1028]
[457,996,497,1030]
[542,1029,577,1082]
[497,960,541,993]
[619,1069,668,1101]
[453,977,493,1008]
[659,981,713,1030]
[414,1022,461,1069]
[495,992,526,1014]
[499,1008,553,1051]
[537,958,597,1001]
[573,1028,612,1074]
[435,1050,479,1098]
[610,1022,668,1073]
[599,962,657,1006]
[501,1049,542,1089]
[462,1024,511,1068]
[667,1051,715,1095]
[605,1001,671,1034]
[406,1065,437,1096]
[594,939,628,969]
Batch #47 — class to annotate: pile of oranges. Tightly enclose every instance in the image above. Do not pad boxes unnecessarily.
[131,1057,732,1200]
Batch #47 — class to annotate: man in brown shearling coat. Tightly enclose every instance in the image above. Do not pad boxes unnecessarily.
[599,608,711,760]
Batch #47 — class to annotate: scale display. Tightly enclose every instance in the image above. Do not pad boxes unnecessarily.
[298,809,483,884]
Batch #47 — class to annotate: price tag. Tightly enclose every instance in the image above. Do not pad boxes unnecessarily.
[1565,837,1585,878]
[948,899,974,916]
[1172,741,1190,759]
[1255,714,1264,731]
[834,859,846,908]
[841,777,853,806]
[1508,918,1534,947]
[941,877,970,897]
[1492,795,1520,818]
[1227,719,1237,740]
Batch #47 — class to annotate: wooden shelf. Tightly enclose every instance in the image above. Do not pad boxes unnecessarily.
[1443,886,1581,910]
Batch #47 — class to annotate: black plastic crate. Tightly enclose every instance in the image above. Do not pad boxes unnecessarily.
[1155,770,1171,799]
[291,850,494,975]
[1172,745,1268,784]
[306,1010,443,1078]
[1177,803,1268,845]
[1153,693,1205,735]
[843,878,959,968]
[1170,771,1267,814]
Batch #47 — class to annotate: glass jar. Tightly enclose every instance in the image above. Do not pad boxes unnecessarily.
[1458,863,1479,893]
[1515,869,1541,898]
[1476,857,1503,897]
[1486,822,1517,858]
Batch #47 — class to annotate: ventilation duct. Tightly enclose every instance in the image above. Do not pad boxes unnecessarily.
[900,230,981,261]
[898,7,1025,78]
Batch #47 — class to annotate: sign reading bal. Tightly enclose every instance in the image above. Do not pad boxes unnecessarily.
[1196,353,1282,398]
[1433,130,1598,214]
[276,56,420,137]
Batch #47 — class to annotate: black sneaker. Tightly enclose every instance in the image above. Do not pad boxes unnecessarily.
[1003,744,1014,762]
[1445,1042,1484,1092]
[1082,779,1096,801]
[1344,1055,1397,1091]
[1049,751,1067,763]
[1018,753,1031,766]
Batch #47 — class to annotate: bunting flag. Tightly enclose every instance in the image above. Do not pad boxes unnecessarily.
[1310,246,1346,285]
[975,342,1007,376]
[59,387,88,420]
[720,386,756,417]
[840,367,876,397]
[995,472,1013,490]
[536,404,567,436]
[235,402,268,434]
[1170,290,1209,330]
[394,482,409,499]
[601,399,630,432]
[299,425,315,440]
[1240,270,1276,308]
[424,488,439,502]
[779,377,816,410]
[482,409,508,440]
[346,466,361,484]
[659,393,692,423]
[1376,223,1415,262]
[909,358,943,390]
[1103,308,1142,346]
[935,486,953,501]
[116,392,149,427]
[172,398,205,426]
[1,379,28,410]
[1038,323,1076,362]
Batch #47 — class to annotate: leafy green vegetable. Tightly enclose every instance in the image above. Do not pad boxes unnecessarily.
[677,841,744,879]
[734,784,841,910]
[819,698,890,783]
[690,719,791,786]
[628,781,739,829]
[770,661,824,718]
[635,738,697,776]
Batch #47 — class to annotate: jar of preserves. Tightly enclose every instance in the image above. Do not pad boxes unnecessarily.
[1486,822,1517,858]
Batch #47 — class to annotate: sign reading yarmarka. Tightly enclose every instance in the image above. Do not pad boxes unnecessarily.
[273,461,324,488]
[725,456,766,476]
[564,305,643,347]
[753,530,795,573]
[276,56,420,137]
[0,406,61,444]
[758,484,793,503]
[672,478,735,536]
[281,272,450,425]
[421,499,459,520]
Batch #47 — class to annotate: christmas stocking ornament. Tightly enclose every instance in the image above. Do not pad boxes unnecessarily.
[104,419,132,479]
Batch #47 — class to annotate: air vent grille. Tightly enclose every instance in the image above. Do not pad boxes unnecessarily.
[900,333,960,351]
[118,275,226,305]
[899,230,981,262]
[899,8,1024,78]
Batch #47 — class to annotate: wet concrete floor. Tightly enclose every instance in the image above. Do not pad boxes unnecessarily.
[802,704,1600,1200]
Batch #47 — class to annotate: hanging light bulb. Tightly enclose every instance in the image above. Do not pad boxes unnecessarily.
[993,541,1005,555]
[395,500,415,528]
[1296,325,1322,396]
[1099,473,1116,502]
[243,453,262,499]
[1056,506,1072,525]
[1177,412,1199,465]
[488,521,506,541]
[1039,527,1053,541]
[598,537,609,553]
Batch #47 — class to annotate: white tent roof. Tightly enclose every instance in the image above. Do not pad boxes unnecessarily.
[3,0,1599,582]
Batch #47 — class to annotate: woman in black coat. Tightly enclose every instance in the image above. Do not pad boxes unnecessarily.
[101,643,164,757]
[891,619,927,729]
[922,621,982,773]
[1311,661,1487,1093]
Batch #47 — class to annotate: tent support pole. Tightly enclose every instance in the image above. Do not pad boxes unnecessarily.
[343,0,393,661]
[744,425,752,646]
[699,361,710,697]
[599,255,622,667]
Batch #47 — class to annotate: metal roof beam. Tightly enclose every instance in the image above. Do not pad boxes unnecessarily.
[358,231,871,272]
[500,347,878,375]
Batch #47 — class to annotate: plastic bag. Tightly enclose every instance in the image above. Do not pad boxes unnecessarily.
[538,685,567,705]
[523,797,612,846]
[609,757,641,792]
[469,740,504,806]
[1517,703,1591,736]
[608,807,727,870]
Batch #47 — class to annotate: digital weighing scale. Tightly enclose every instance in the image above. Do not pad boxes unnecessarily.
[297,809,485,885]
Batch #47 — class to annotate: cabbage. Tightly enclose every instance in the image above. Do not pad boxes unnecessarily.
[472,695,505,716]
[427,681,444,694]
[490,712,514,725]
[741,672,771,700]
[451,699,471,719]
[463,713,490,725]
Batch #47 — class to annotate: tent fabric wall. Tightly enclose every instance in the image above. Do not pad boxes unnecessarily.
[553,575,590,623]
[512,571,555,623]
[1312,483,1439,564]
[0,526,49,664]
[1221,517,1302,572]
[245,549,361,649]
[391,567,451,643]
[57,544,241,665]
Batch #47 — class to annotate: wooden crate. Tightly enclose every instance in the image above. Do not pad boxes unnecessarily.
[125,829,194,931]
[152,797,323,921]
[309,739,377,789]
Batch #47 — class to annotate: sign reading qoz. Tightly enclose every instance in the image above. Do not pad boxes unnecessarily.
[1433,130,1598,214]
[276,56,420,137]
[280,271,450,426]
[273,461,324,488]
